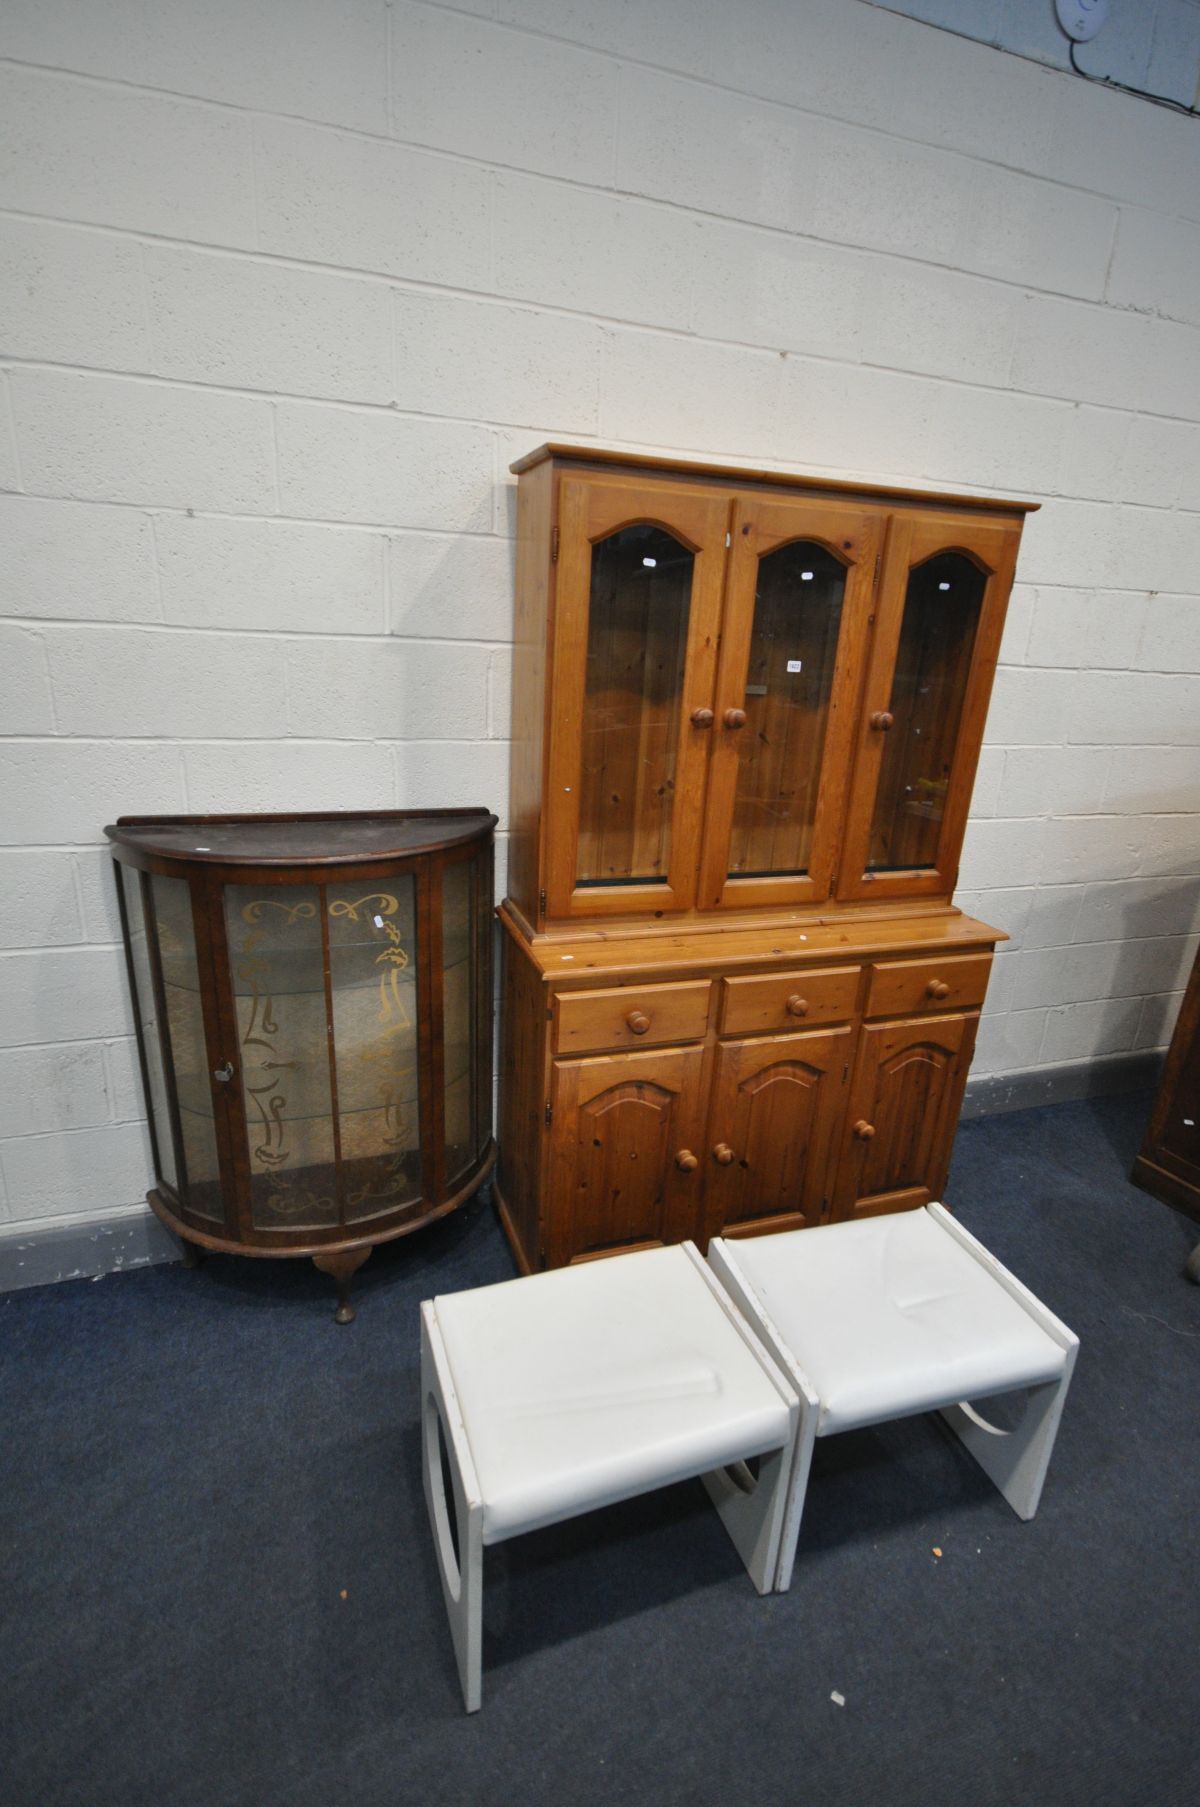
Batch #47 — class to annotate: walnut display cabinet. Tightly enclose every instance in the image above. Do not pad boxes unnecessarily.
[496,445,1036,1273]
[107,811,496,1321]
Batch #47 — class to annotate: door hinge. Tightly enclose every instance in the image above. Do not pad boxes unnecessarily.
[874,553,881,583]
[725,531,731,548]
[545,1102,553,1126]
[539,888,547,917]
[842,1062,849,1083]
[550,525,560,563]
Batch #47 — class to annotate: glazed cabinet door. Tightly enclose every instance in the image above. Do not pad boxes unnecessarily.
[699,496,883,911]
[833,1012,977,1221]
[544,475,728,920]
[547,1044,708,1265]
[839,514,1020,902]
[704,1028,852,1242]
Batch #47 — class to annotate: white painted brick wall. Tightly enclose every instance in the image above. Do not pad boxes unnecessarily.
[1,0,1197,1236]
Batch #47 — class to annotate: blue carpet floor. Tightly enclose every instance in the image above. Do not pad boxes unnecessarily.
[1,1091,1198,1807]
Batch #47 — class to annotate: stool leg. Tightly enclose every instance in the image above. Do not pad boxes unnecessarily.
[940,1364,1074,1521]
[420,1306,485,1712]
[772,1395,818,1592]
[704,1237,819,1593]
[703,1431,797,1595]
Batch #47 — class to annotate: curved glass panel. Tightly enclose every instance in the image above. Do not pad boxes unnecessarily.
[327,879,421,1225]
[225,885,337,1231]
[728,541,846,880]
[868,551,985,872]
[120,866,177,1193]
[152,874,223,1222]
[576,524,692,887]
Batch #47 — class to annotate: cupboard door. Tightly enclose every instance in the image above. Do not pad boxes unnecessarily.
[699,496,883,910]
[545,475,728,919]
[839,514,1021,901]
[704,1028,852,1241]
[547,1044,708,1264]
[833,1013,977,1221]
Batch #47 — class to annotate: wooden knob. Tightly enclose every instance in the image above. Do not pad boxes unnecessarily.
[926,979,950,1000]
[870,711,895,731]
[676,1149,699,1172]
[723,707,747,730]
[785,994,809,1018]
[690,706,715,729]
[853,1120,876,1140]
[625,1009,651,1035]
[713,1142,736,1165]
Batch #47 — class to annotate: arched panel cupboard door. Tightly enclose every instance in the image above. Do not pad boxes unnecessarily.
[832,1012,978,1222]
[698,496,883,912]
[543,476,729,920]
[702,1026,853,1243]
[546,1044,708,1267]
[837,514,1022,904]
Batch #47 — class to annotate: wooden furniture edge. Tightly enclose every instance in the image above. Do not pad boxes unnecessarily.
[509,442,1039,516]
[1130,1154,1200,1226]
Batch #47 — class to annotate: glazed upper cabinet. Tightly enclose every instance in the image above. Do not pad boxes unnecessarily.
[511,449,1030,929]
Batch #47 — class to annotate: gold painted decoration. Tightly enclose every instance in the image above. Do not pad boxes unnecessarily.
[235,896,319,1174]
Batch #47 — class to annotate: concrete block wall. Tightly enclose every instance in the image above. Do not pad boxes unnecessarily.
[0,0,1197,1246]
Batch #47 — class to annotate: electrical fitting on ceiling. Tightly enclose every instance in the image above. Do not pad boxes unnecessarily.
[1055,0,1108,44]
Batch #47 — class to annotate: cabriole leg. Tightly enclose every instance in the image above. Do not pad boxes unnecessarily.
[312,1246,372,1324]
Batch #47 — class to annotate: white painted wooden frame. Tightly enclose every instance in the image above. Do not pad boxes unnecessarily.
[927,1203,1079,1523]
[679,1241,800,1596]
[420,1243,800,1713]
[709,1204,1078,1592]
[420,1300,486,1714]
[706,1237,821,1593]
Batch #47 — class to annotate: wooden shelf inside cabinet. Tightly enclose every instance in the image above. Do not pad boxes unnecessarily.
[107,810,497,1322]
[498,443,1031,1272]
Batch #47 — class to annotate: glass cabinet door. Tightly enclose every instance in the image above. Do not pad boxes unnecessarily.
[698,497,883,910]
[839,514,1021,901]
[543,476,729,919]
[224,878,423,1234]
[147,872,226,1226]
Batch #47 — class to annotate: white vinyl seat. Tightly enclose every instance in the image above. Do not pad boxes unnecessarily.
[421,1242,798,1711]
[709,1204,1078,1592]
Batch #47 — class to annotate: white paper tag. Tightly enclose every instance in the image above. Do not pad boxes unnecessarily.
[787,659,803,673]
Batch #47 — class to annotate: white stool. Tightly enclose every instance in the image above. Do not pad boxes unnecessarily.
[708,1204,1078,1592]
[421,1242,798,1711]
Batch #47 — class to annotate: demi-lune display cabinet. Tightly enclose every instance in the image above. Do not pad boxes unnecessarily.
[107,811,496,1320]
[497,445,1035,1273]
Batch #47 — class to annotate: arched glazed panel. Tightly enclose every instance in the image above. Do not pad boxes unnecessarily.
[577,524,694,889]
[728,540,849,879]
[868,552,986,873]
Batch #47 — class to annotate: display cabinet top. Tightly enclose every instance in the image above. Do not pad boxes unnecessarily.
[105,809,497,866]
[509,442,1039,514]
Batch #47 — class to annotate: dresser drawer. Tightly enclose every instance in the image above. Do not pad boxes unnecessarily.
[554,980,711,1055]
[866,953,991,1018]
[719,965,861,1037]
